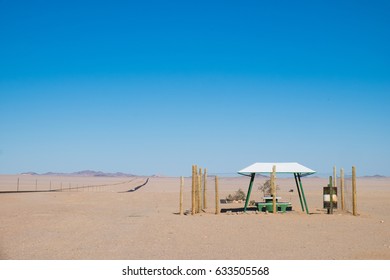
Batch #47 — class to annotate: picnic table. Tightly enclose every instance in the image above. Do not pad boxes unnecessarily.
[256,196,292,213]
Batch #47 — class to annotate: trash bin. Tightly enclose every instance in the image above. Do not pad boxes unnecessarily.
[323,186,337,209]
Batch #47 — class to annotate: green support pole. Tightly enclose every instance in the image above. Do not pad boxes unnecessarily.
[294,173,305,212]
[297,173,309,214]
[328,176,333,215]
[244,173,255,212]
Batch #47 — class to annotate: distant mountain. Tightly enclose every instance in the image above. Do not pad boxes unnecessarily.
[21,172,39,175]
[362,175,387,178]
[22,170,135,177]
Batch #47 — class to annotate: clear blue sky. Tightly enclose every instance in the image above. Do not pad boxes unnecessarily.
[1,0,389,176]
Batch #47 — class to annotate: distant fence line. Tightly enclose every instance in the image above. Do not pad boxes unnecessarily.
[1,177,143,193]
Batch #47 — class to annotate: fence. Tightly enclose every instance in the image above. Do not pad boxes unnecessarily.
[179,165,221,216]
[337,166,357,216]
[0,176,145,193]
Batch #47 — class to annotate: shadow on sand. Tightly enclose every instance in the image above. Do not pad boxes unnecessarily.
[120,178,149,193]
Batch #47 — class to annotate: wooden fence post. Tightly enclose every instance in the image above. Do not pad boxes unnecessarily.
[333,165,337,188]
[198,168,202,213]
[215,176,220,215]
[192,165,196,215]
[352,166,357,216]
[203,168,207,209]
[272,165,277,214]
[180,176,184,215]
[194,165,198,213]
[340,168,345,211]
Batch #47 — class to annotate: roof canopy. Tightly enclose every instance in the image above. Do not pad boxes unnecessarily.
[238,162,315,176]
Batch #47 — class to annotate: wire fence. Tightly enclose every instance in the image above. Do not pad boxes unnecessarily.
[344,176,354,214]
[0,176,147,193]
[336,167,357,215]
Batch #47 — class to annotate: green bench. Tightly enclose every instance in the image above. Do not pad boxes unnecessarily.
[256,202,292,213]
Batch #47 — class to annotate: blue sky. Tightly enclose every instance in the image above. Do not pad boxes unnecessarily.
[1,0,389,176]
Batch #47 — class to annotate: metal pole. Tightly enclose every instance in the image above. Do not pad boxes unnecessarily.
[329,176,333,214]
[294,173,304,212]
[297,173,309,214]
[243,173,255,212]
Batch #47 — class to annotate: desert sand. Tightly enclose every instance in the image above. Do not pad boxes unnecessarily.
[0,174,389,260]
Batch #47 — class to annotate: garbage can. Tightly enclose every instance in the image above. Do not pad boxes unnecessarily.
[323,186,337,210]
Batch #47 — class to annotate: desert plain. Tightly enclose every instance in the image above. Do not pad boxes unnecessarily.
[0,174,389,260]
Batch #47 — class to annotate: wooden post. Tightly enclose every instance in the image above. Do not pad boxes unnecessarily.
[340,168,345,211]
[191,165,196,215]
[333,165,337,188]
[352,166,357,216]
[271,165,277,214]
[198,168,202,213]
[215,176,220,215]
[179,176,184,215]
[17,177,20,192]
[328,176,333,214]
[203,168,207,209]
[194,165,198,213]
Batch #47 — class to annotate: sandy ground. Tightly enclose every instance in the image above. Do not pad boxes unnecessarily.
[0,174,389,260]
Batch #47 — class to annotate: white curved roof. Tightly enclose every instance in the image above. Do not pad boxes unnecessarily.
[238,162,315,175]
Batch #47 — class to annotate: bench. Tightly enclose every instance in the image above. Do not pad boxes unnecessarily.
[256,202,292,213]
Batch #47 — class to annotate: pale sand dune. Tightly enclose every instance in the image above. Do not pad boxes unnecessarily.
[0,175,389,259]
